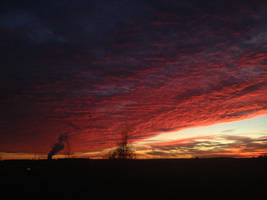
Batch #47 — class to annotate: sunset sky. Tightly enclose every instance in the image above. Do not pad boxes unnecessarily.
[0,0,267,160]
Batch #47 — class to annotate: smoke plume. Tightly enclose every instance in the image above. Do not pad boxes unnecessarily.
[47,134,68,160]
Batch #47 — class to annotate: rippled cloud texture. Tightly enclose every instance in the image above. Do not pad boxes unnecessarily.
[134,115,267,158]
[0,0,266,157]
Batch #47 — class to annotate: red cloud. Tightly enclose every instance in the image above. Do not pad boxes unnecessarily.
[0,2,267,157]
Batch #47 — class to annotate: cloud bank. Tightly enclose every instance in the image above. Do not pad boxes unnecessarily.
[0,0,266,155]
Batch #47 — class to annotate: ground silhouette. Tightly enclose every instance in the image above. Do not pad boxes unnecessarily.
[0,158,266,199]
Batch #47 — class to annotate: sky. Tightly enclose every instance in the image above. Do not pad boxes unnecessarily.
[0,0,266,160]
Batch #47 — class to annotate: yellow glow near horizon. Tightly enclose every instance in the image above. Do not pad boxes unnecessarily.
[1,115,266,160]
[135,114,267,146]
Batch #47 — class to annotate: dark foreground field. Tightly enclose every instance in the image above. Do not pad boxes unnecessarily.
[0,158,266,199]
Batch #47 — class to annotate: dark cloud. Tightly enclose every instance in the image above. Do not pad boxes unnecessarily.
[0,0,266,154]
[221,129,235,133]
[146,135,267,158]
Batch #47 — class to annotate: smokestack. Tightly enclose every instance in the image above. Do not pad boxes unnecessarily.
[47,134,68,160]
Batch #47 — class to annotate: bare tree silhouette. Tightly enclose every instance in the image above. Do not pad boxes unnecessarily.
[108,127,136,160]
[64,136,72,159]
